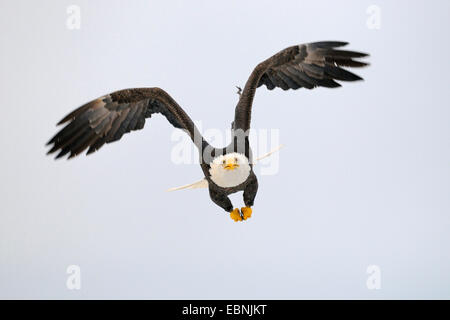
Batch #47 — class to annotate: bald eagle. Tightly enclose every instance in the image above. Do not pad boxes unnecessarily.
[47,41,369,222]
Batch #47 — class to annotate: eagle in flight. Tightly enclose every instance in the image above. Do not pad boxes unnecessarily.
[47,41,369,222]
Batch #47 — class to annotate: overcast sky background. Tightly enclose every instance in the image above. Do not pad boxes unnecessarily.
[1,0,449,299]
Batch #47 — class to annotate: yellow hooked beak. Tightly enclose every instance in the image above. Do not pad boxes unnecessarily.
[223,159,239,170]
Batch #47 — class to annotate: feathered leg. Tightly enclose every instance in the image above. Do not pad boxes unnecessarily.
[242,176,258,220]
[209,187,242,221]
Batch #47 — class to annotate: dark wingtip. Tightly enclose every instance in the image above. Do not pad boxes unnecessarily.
[311,41,349,49]
[54,152,64,160]
[325,65,365,82]
[352,60,370,68]
[86,147,97,155]
[57,117,71,126]
[46,145,57,155]
[55,148,70,160]
[46,135,57,145]
[348,51,369,58]
[68,150,86,159]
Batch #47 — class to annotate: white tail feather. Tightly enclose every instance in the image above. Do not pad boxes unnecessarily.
[254,144,284,164]
[166,178,208,192]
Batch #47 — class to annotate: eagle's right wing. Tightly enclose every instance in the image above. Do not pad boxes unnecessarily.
[47,87,207,159]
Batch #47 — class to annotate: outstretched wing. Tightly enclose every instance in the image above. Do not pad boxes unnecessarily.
[47,87,206,159]
[234,41,369,132]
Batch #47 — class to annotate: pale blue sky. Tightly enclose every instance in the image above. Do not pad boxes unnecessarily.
[0,0,449,299]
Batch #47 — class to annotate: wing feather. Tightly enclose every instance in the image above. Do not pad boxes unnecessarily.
[47,88,206,159]
[234,41,369,131]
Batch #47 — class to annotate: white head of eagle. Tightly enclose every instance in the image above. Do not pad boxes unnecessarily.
[209,153,251,188]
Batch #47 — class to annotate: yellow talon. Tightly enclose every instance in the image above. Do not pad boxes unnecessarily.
[230,208,242,222]
[241,207,252,220]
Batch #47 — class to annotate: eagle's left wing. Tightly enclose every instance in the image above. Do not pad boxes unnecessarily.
[233,41,369,132]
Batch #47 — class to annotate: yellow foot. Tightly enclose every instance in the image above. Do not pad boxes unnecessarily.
[230,208,243,222]
[241,207,252,220]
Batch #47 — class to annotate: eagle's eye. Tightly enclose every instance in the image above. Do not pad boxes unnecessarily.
[222,160,226,165]
[234,157,238,163]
